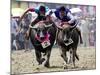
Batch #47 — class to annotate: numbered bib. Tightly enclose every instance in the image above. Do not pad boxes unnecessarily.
[41,40,51,48]
[64,38,73,46]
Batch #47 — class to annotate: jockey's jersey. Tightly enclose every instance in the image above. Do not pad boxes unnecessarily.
[54,8,74,22]
[37,15,46,21]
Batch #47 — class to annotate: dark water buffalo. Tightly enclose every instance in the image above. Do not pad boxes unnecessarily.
[57,25,79,68]
[29,21,57,67]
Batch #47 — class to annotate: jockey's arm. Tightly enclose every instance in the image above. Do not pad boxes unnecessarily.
[49,10,63,28]
[67,12,76,25]
[19,8,35,22]
[54,18,63,29]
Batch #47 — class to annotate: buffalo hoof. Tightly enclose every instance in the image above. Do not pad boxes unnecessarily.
[63,64,68,69]
[41,58,45,63]
[37,58,45,65]
[63,66,68,69]
[44,62,50,68]
[38,61,42,65]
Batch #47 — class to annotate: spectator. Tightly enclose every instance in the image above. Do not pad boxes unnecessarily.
[11,15,19,50]
[18,13,33,51]
[80,17,90,47]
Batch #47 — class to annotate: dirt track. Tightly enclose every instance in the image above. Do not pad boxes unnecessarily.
[11,47,96,74]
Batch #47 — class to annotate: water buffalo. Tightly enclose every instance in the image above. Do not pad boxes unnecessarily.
[29,21,57,67]
[57,24,80,68]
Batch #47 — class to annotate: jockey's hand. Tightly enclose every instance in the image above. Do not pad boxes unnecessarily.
[60,22,70,29]
[46,15,51,22]
[46,15,50,17]
[38,21,44,24]
[38,21,45,26]
[27,8,35,12]
[62,22,68,25]
[56,25,63,30]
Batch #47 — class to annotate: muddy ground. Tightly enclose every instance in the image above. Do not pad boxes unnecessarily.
[11,47,96,74]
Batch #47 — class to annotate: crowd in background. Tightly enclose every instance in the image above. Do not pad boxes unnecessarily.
[11,13,33,50]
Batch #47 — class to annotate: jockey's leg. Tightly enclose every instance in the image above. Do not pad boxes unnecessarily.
[76,27,83,44]
[55,28,60,45]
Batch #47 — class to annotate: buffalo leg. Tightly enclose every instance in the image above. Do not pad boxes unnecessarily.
[60,48,68,64]
[44,50,51,68]
[35,50,42,65]
[75,52,79,61]
[60,48,70,69]
[72,49,76,67]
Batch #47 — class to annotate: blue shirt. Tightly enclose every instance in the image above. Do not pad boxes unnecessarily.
[54,8,75,24]
[11,18,18,35]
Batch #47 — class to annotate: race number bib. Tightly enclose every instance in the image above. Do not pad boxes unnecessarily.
[65,38,73,46]
[41,40,51,48]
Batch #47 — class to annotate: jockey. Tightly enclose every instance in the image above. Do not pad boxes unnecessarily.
[50,6,83,44]
[19,5,51,39]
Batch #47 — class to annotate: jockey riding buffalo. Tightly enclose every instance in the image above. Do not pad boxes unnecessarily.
[19,6,57,67]
[52,6,81,68]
